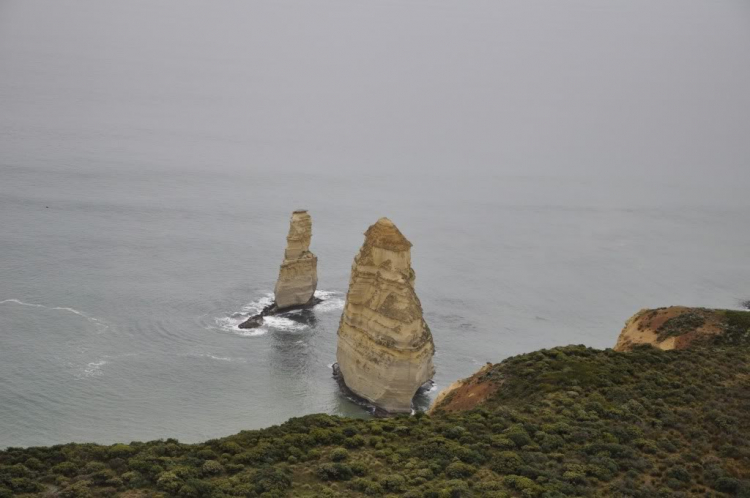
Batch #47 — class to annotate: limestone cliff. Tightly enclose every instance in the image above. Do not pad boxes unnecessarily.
[335,218,435,413]
[274,210,318,310]
[614,306,750,351]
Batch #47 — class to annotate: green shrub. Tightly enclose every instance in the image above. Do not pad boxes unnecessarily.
[201,459,224,475]
[51,461,78,477]
[445,461,476,478]
[344,435,366,449]
[156,471,182,493]
[252,466,292,493]
[330,447,349,462]
[107,443,135,460]
[316,462,353,481]
[9,463,31,478]
[503,475,543,496]
[59,480,93,498]
[350,477,383,495]
[382,473,406,492]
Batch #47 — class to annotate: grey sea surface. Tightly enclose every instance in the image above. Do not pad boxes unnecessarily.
[1,0,749,448]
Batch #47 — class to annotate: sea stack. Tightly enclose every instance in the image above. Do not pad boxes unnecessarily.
[335,218,435,413]
[238,210,318,329]
[274,210,318,309]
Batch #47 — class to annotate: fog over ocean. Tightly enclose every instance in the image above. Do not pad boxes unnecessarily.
[1,0,748,447]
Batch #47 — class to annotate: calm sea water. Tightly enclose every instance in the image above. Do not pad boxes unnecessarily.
[1,0,749,448]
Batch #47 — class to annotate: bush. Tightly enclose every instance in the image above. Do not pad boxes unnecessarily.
[330,447,349,462]
[350,477,383,495]
[52,461,78,477]
[107,443,135,460]
[59,480,93,498]
[445,461,476,478]
[252,466,292,493]
[382,473,406,492]
[156,471,182,493]
[493,452,526,477]
[316,463,353,481]
[503,475,543,496]
[201,460,223,475]
[344,435,366,449]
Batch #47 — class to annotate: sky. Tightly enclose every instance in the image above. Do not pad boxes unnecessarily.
[1,0,749,183]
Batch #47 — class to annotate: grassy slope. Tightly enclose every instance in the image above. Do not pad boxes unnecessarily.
[2,341,750,496]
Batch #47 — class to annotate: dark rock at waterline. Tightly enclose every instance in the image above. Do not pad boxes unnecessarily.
[238,315,264,329]
[284,308,318,327]
[331,363,433,417]
[238,296,323,329]
[331,363,389,417]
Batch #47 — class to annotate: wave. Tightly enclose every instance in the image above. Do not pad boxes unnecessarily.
[313,290,345,312]
[211,290,344,338]
[186,353,235,362]
[0,298,109,332]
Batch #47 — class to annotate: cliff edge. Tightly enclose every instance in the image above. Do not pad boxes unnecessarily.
[614,306,750,351]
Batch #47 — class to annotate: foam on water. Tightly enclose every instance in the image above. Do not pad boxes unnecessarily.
[0,299,109,332]
[263,315,309,332]
[77,360,107,379]
[313,290,345,313]
[212,292,274,336]
[213,290,343,337]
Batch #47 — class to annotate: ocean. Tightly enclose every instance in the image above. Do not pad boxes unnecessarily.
[1,0,748,448]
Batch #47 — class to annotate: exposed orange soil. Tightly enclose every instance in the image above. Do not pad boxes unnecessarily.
[614,306,724,352]
[430,364,502,413]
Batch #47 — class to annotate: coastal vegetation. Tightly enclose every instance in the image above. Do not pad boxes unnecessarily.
[3,315,750,497]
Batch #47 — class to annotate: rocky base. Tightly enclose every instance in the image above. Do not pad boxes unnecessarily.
[238,296,323,329]
[331,363,433,417]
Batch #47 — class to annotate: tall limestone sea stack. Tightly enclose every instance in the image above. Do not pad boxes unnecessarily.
[335,218,435,413]
[273,210,318,309]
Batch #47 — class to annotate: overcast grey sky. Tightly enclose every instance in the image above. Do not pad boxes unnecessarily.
[1,0,749,183]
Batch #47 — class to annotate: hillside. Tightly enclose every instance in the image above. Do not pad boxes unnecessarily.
[2,313,750,497]
[614,307,750,352]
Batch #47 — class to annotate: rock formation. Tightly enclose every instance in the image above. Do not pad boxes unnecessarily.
[239,210,318,329]
[273,210,318,310]
[614,306,750,351]
[334,218,435,413]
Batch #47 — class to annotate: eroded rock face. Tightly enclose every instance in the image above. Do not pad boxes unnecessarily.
[428,363,499,415]
[335,218,435,413]
[614,306,725,351]
[274,210,318,310]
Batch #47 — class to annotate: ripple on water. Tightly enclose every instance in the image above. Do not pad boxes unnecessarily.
[0,299,109,332]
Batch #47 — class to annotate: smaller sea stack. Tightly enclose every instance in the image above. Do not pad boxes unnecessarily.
[239,210,319,329]
[334,217,435,413]
[274,210,318,309]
